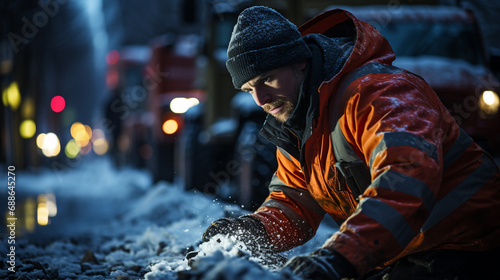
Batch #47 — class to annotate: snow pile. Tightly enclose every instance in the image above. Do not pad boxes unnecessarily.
[0,157,338,279]
[147,234,292,280]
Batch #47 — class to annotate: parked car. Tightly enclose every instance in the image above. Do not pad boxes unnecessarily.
[329,5,500,154]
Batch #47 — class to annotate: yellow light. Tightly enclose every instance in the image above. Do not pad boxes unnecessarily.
[65,139,81,158]
[91,129,108,155]
[162,119,178,134]
[41,132,61,157]
[19,119,36,139]
[37,195,49,226]
[84,125,92,140]
[479,90,500,116]
[21,97,35,119]
[3,82,21,110]
[70,122,92,147]
[93,138,109,155]
[483,91,499,106]
[24,197,36,232]
[70,122,85,139]
[75,125,91,147]
[170,97,200,114]
[36,133,46,149]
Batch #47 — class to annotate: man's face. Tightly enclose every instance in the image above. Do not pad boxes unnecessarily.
[241,62,307,123]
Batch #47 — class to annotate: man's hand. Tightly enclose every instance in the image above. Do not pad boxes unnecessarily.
[282,248,357,280]
[202,215,272,254]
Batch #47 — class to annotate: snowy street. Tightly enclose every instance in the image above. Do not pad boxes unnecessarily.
[0,157,338,280]
[2,1,500,279]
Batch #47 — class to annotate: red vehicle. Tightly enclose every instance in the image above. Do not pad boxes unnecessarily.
[146,34,206,182]
[105,35,205,182]
[329,5,500,154]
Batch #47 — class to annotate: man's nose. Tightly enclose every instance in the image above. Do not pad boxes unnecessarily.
[253,89,271,107]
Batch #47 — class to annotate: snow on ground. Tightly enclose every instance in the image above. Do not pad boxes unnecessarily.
[0,157,338,279]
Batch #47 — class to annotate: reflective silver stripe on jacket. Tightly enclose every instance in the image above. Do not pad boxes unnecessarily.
[369,131,439,168]
[422,153,499,231]
[372,169,436,212]
[357,198,416,248]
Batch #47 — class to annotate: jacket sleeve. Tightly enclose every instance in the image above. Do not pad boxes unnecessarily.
[250,147,325,252]
[323,73,447,275]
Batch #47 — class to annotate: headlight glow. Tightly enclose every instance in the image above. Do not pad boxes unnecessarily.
[170,97,199,114]
[479,90,499,117]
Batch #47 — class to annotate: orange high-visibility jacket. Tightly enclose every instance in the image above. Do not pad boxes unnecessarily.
[250,9,500,276]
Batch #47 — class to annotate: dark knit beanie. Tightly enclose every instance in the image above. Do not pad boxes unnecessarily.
[226,6,312,89]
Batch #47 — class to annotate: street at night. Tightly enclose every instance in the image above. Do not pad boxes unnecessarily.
[2,0,500,279]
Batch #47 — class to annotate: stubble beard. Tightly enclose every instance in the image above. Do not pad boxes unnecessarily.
[263,99,295,123]
[263,68,304,123]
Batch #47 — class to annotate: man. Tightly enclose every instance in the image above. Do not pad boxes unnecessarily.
[202,6,500,279]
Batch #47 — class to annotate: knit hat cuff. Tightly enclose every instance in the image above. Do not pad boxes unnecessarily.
[226,38,312,89]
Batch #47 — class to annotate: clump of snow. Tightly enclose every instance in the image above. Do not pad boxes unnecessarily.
[197,234,252,258]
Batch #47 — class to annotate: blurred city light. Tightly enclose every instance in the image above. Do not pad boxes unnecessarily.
[39,132,61,157]
[36,133,46,149]
[24,197,36,232]
[65,139,81,158]
[93,138,109,155]
[106,49,120,65]
[91,128,105,142]
[50,95,66,113]
[70,122,84,138]
[21,96,35,119]
[106,68,119,89]
[19,119,36,139]
[83,125,93,145]
[70,122,92,147]
[170,97,199,114]
[91,129,109,155]
[2,81,21,110]
[36,193,57,226]
[80,143,92,155]
[46,193,57,217]
[162,119,178,134]
[37,195,49,226]
[479,90,500,115]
